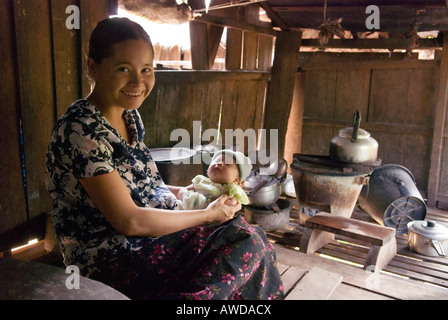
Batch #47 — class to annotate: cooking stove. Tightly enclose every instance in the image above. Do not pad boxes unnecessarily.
[291,154,381,224]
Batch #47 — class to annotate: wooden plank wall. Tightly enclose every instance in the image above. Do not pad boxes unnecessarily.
[429,33,448,209]
[300,56,440,195]
[0,0,111,247]
[0,0,27,235]
[140,71,270,152]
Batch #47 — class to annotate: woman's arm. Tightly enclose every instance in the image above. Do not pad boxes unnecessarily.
[80,171,240,237]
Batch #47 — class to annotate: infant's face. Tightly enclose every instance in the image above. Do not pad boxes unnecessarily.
[207,154,240,184]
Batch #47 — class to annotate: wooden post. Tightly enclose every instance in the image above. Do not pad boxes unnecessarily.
[80,0,111,96]
[428,32,448,208]
[284,72,305,169]
[264,30,302,160]
[242,4,259,70]
[225,6,244,70]
[190,21,211,70]
[226,28,243,70]
[188,0,224,70]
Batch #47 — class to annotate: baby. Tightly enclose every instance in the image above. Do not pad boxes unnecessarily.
[177,149,252,210]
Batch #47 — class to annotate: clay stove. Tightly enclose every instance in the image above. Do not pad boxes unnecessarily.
[291,154,380,224]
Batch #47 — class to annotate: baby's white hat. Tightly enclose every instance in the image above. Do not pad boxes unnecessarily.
[212,149,253,182]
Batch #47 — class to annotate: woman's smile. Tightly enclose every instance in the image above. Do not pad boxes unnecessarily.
[121,90,145,97]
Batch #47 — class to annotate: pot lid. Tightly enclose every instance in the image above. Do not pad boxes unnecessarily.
[149,147,196,162]
[338,127,371,139]
[407,220,448,240]
[244,174,279,189]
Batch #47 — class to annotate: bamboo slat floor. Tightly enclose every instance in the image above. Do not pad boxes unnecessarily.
[266,198,448,300]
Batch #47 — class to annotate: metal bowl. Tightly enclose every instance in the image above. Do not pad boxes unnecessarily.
[244,175,281,206]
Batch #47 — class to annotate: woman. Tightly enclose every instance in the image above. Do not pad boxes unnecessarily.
[46,17,284,300]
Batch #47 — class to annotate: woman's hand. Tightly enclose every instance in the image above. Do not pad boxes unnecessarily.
[224,196,238,206]
[207,194,242,224]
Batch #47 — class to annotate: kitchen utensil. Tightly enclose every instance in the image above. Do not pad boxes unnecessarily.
[243,199,291,230]
[150,147,203,185]
[329,110,378,163]
[407,220,448,257]
[247,159,287,197]
[244,175,281,207]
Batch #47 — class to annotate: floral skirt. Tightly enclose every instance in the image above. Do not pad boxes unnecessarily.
[90,216,284,300]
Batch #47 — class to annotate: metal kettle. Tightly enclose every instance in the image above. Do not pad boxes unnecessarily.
[329,110,378,164]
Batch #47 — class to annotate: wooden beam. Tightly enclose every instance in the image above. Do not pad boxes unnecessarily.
[264,30,302,159]
[301,38,442,50]
[259,2,289,30]
[270,4,448,13]
[193,14,277,37]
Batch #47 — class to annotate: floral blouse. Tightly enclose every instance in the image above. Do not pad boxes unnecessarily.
[45,99,179,275]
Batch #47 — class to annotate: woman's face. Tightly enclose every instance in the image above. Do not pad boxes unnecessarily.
[88,38,155,110]
[207,154,240,185]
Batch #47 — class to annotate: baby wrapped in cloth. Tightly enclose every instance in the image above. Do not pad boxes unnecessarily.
[179,150,252,210]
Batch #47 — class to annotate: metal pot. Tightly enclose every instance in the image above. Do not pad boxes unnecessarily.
[329,110,378,164]
[243,174,281,207]
[150,147,203,186]
[407,220,448,257]
[244,198,291,230]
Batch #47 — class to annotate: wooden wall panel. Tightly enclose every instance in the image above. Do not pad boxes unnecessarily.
[13,0,56,219]
[202,80,224,134]
[155,84,180,148]
[408,68,438,127]
[140,71,269,151]
[439,139,448,195]
[334,69,370,122]
[301,125,334,156]
[303,70,337,119]
[0,0,27,234]
[428,32,448,208]
[369,69,411,124]
[51,0,82,119]
[301,58,439,194]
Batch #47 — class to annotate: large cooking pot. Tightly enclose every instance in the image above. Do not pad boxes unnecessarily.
[150,147,203,186]
[407,220,448,257]
[243,174,281,207]
[329,110,378,164]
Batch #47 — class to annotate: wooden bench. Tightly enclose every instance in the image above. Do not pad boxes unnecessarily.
[299,212,397,272]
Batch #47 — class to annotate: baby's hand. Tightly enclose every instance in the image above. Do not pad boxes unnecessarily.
[177,187,189,200]
[224,196,238,206]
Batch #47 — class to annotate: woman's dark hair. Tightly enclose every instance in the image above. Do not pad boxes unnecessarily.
[88,17,153,63]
